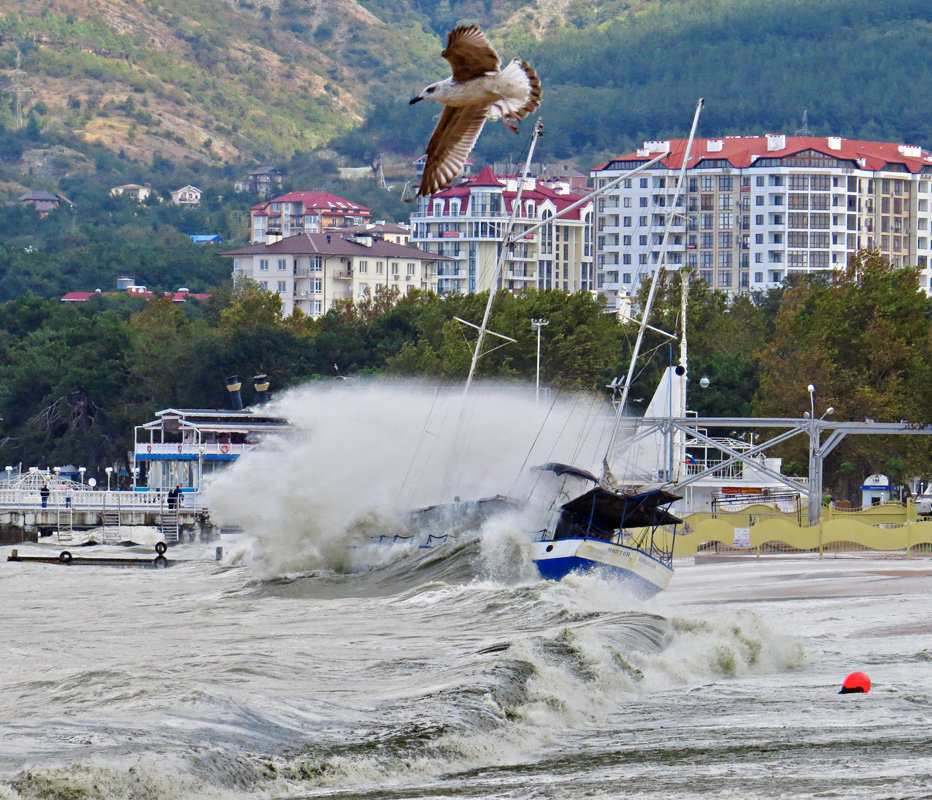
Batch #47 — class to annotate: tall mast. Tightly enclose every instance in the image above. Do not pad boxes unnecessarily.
[602,98,704,485]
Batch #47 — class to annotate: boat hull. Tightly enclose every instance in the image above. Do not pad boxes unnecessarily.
[532,538,673,598]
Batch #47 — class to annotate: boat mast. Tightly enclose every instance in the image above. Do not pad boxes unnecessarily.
[602,98,704,486]
[462,130,673,395]
[464,121,544,394]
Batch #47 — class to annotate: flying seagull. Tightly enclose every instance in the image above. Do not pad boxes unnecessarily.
[410,25,542,197]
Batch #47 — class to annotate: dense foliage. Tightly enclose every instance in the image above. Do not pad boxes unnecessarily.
[2,256,931,500]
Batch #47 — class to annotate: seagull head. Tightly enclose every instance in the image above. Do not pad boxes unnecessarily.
[410,81,445,104]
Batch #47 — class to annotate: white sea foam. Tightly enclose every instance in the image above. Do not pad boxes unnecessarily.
[204,378,611,577]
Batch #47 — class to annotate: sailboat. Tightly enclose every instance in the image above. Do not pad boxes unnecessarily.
[523,101,704,594]
[379,102,705,596]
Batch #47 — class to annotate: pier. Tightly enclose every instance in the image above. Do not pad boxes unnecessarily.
[0,484,212,545]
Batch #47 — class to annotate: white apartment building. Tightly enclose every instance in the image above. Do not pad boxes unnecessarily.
[409,167,594,294]
[591,134,932,306]
[223,231,444,318]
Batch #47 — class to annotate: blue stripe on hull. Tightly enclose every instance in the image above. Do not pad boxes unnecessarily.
[533,555,665,599]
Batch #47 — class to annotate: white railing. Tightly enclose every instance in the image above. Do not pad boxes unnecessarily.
[0,488,202,511]
[136,442,250,457]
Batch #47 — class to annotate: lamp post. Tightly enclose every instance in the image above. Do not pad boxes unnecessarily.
[105,466,113,491]
[5,466,12,484]
[78,466,86,486]
[805,385,835,527]
[530,318,549,403]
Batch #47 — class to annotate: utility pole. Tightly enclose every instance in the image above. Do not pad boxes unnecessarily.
[7,52,31,129]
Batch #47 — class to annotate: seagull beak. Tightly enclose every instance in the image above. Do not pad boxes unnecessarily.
[409,96,423,105]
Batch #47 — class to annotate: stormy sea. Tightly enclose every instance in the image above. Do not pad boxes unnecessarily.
[1,381,929,799]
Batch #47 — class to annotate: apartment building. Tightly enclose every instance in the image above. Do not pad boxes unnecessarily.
[409,167,594,294]
[250,191,370,243]
[223,231,444,318]
[591,135,932,306]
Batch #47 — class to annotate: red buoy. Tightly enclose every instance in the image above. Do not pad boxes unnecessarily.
[839,671,871,694]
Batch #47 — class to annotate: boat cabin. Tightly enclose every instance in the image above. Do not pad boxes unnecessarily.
[553,487,682,565]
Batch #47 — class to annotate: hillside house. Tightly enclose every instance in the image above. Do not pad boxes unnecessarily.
[18,189,73,217]
[109,183,152,202]
[171,185,202,206]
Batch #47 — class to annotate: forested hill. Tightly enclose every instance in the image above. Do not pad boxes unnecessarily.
[1,0,931,177]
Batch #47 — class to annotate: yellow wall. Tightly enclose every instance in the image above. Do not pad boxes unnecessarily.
[672,502,932,556]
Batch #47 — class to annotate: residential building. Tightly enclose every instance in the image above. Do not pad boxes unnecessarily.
[109,183,152,202]
[234,166,282,196]
[591,135,932,306]
[18,188,73,216]
[409,166,594,294]
[249,191,370,244]
[170,185,202,205]
[223,231,445,318]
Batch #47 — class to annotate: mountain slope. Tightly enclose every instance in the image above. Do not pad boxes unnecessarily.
[0,0,439,164]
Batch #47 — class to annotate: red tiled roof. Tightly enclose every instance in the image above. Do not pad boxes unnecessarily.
[425,171,592,220]
[221,232,449,260]
[594,135,932,172]
[252,191,370,214]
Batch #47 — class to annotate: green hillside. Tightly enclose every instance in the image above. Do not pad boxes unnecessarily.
[1,0,931,181]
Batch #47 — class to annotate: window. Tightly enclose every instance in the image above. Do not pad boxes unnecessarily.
[639,178,648,188]
[407,262,416,275]
[376,261,384,274]
[623,216,632,227]
[701,175,714,191]
[788,231,808,248]
[701,214,713,230]
[700,232,713,248]
[259,259,269,271]
[718,213,732,229]
[718,232,732,249]
[622,235,632,246]
[277,280,287,293]
[718,271,732,287]
[720,194,733,211]
[623,254,632,265]
[640,197,648,207]
[277,258,287,270]
[259,280,268,289]
[359,260,368,273]
[311,278,322,293]
[718,252,732,268]
[391,262,399,275]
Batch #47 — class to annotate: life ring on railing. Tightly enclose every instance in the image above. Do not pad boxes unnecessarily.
[220,444,230,454]
[59,550,73,564]
[146,444,152,453]
[177,444,183,453]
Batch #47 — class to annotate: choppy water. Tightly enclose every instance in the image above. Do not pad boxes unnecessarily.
[1,534,929,800]
[2,383,929,798]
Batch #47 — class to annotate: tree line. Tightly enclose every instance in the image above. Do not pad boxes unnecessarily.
[1,250,930,500]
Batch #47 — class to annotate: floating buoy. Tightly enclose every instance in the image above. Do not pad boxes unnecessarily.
[839,671,871,694]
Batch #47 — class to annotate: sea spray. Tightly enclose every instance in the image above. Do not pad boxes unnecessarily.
[204,378,612,577]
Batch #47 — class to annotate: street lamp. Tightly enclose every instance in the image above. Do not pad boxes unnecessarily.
[78,466,86,486]
[5,466,12,484]
[531,318,549,403]
[105,466,113,491]
[807,383,815,419]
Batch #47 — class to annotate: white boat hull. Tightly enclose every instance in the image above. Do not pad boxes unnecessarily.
[532,537,673,598]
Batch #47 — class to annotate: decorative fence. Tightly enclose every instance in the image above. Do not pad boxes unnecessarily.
[671,501,932,557]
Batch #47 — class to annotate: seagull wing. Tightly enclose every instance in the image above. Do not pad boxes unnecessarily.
[419,104,488,196]
[442,25,500,82]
